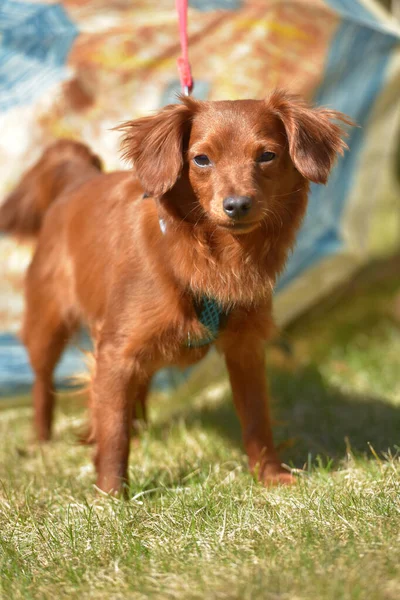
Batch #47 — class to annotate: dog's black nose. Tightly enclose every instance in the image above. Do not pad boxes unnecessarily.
[223,196,252,219]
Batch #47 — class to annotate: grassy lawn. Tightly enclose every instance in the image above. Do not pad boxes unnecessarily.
[1,271,399,599]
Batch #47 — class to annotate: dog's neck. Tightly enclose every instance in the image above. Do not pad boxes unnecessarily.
[157,184,308,309]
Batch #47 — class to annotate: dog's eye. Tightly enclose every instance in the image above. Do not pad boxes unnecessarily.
[193,155,211,167]
[257,151,276,163]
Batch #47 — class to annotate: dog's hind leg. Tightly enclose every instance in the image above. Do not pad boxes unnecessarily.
[22,284,77,441]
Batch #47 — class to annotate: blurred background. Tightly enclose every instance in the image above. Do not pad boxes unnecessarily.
[0,0,399,400]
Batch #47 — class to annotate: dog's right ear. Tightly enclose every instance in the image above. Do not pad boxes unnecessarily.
[118,100,196,196]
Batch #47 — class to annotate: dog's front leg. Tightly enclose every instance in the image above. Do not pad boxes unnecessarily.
[224,341,294,486]
[92,341,138,495]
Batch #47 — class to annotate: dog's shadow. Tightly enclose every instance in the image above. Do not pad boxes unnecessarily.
[151,363,400,468]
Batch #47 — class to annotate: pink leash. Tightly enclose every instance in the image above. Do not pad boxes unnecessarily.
[176,0,193,96]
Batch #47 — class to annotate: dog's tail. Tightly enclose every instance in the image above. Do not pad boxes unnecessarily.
[0,180,47,238]
[0,139,102,239]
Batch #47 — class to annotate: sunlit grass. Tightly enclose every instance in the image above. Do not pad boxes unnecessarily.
[1,273,399,599]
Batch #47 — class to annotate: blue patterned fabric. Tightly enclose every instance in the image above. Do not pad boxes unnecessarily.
[188,0,242,11]
[0,0,398,395]
[0,0,78,112]
[277,0,399,291]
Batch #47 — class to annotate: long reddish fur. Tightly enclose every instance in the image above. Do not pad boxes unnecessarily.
[0,91,353,494]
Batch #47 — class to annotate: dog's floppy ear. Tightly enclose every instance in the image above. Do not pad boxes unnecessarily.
[268,91,355,184]
[118,99,197,196]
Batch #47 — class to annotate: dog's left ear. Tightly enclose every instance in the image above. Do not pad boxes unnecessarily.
[118,99,197,196]
[268,91,355,184]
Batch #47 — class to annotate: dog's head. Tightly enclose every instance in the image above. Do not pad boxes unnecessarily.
[119,91,353,234]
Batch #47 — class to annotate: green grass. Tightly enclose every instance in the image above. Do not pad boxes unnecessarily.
[1,273,400,599]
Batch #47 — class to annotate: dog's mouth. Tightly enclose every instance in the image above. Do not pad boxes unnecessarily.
[218,221,260,234]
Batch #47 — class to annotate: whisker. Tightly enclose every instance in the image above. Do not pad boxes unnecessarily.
[269,188,303,200]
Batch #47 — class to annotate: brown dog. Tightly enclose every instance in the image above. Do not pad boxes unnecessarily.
[0,92,352,493]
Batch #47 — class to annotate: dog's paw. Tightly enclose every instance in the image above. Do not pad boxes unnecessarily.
[259,462,296,486]
[263,471,296,486]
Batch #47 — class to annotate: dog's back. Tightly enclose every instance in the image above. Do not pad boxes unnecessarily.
[0,139,155,333]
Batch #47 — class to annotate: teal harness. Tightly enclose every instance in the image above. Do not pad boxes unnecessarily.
[188,296,229,348]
